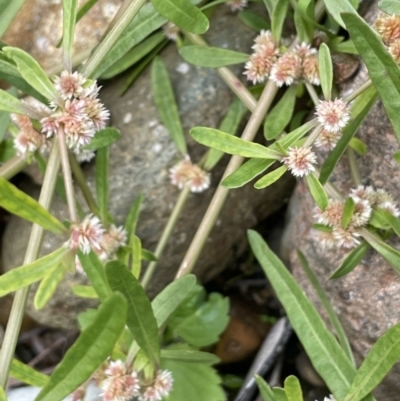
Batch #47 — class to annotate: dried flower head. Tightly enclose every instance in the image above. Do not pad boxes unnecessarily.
[351,197,372,227]
[252,30,276,51]
[153,370,173,398]
[244,52,272,84]
[226,0,248,12]
[315,98,350,133]
[282,146,317,177]
[14,128,48,158]
[74,149,96,163]
[375,12,400,44]
[139,386,161,401]
[314,129,342,150]
[302,52,320,85]
[162,21,180,41]
[314,229,337,250]
[314,199,344,227]
[389,38,400,64]
[332,226,360,249]
[375,189,400,217]
[11,113,33,129]
[99,225,128,260]
[53,71,85,100]
[270,51,302,87]
[169,156,210,193]
[350,185,376,204]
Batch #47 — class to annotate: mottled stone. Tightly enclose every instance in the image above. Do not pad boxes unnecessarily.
[282,2,400,399]
[2,4,295,328]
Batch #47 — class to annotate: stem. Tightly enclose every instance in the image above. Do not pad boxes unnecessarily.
[69,154,99,215]
[176,79,279,278]
[46,49,92,76]
[305,82,320,106]
[0,141,61,387]
[81,0,146,78]
[57,126,78,223]
[0,156,27,179]
[141,185,191,289]
[303,124,323,148]
[346,148,361,186]
[344,79,372,103]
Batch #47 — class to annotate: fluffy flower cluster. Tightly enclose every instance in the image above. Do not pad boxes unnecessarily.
[314,186,399,250]
[226,0,248,12]
[40,70,109,161]
[315,98,350,134]
[375,12,400,64]
[282,146,317,177]
[100,360,173,401]
[244,34,320,87]
[314,129,342,151]
[169,156,211,193]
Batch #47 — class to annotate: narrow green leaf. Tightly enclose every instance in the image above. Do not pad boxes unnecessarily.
[124,194,143,250]
[141,248,158,261]
[161,349,220,365]
[0,247,68,297]
[0,177,66,233]
[10,359,49,387]
[323,0,357,28]
[152,274,197,327]
[34,264,67,310]
[368,210,391,230]
[0,0,26,38]
[248,231,362,401]
[151,0,209,34]
[378,0,400,14]
[284,376,303,401]
[83,127,121,150]
[271,0,289,41]
[0,386,5,401]
[273,388,288,401]
[222,158,275,189]
[318,43,333,100]
[349,137,366,155]
[297,250,355,366]
[190,127,282,159]
[320,86,377,184]
[254,165,288,189]
[34,293,127,401]
[106,261,160,363]
[0,88,36,115]
[344,322,400,401]
[343,13,400,145]
[394,150,400,165]
[179,46,248,68]
[275,119,318,150]
[151,57,187,155]
[63,0,78,69]
[95,147,109,222]
[306,173,328,210]
[379,209,400,237]
[72,285,98,298]
[329,241,370,279]
[3,47,57,101]
[264,86,297,140]
[263,0,278,17]
[0,138,16,162]
[77,0,99,21]
[255,375,276,401]
[295,0,314,43]
[131,235,142,278]
[238,10,270,31]
[341,197,355,229]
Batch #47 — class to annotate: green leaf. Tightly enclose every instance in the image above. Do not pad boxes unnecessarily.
[318,43,333,100]
[323,0,357,28]
[3,47,57,101]
[349,137,366,155]
[77,250,111,301]
[72,285,98,298]
[0,386,5,401]
[329,241,370,279]
[83,127,121,150]
[273,388,288,401]
[238,10,270,31]
[263,0,278,17]
[343,13,400,146]
[141,248,158,261]
[151,274,197,327]
[34,264,67,309]
[306,173,328,210]
[10,358,49,387]
[264,85,297,140]
[275,119,318,150]
[190,127,282,159]
[344,322,400,401]
[131,235,142,277]
[0,0,26,38]
[105,261,160,363]
[297,250,355,366]
[378,0,400,14]
[271,0,289,41]
[0,138,16,162]
[0,176,66,233]
[254,165,288,189]
[319,86,377,185]
[255,375,277,401]
[284,376,303,401]
[34,293,127,401]
[248,231,370,401]
[124,194,143,244]
[151,57,187,155]
[62,0,78,69]
[161,349,220,365]
[222,158,275,189]
[0,88,36,115]
[179,45,249,68]
[0,247,69,297]
[151,0,209,34]
[294,0,314,43]
[379,209,400,237]
[394,150,400,165]
[95,146,109,222]
[341,197,355,229]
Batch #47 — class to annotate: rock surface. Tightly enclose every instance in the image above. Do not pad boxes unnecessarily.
[2,4,295,328]
[282,2,400,399]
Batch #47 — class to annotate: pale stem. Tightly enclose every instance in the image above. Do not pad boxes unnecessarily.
[0,141,61,387]
[69,154,100,216]
[46,49,92,76]
[57,126,78,223]
[305,82,320,106]
[344,79,373,104]
[141,185,191,289]
[346,148,361,187]
[303,124,323,148]
[176,79,279,278]
[0,156,27,179]
[81,0,147,78]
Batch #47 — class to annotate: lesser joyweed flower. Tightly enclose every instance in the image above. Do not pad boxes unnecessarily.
[226,0,248,12]
[315,98,350,133]
[162,22,180,41]
[282,146,317,177]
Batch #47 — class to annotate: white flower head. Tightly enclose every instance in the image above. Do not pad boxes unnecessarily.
[270,51,302,87]
[314,129,342,151]
[332,226,360,249]
[314,199,344,227]
[226,0,248,12]
[282,146,317,177]
[14,128,48,158]
[162,21,180,41]
[153,370,173,398]
[54,71,86,100]
[351,197,372,227]
[316,98,350,133]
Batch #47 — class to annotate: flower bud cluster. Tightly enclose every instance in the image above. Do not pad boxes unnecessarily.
[282,146,317,177]
[375,12,400,65]
[100,360,173,401]
[315,98,350,135]
[314,186,399,250]
[226,0,248,12]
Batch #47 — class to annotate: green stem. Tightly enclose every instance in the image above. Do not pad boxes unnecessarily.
[346,148,361,187]
[344,79,372,104]
[81,0,146,78]
[0,155,27,179]
[305,82,320,106]
[0,141,61,387]
[176,79,279,278]
[303,124,323,148]
[69,154,99,215]
[141,185,191,289]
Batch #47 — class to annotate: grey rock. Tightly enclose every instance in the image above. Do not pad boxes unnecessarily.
[282,2,400,399]
[2,4,295,328]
